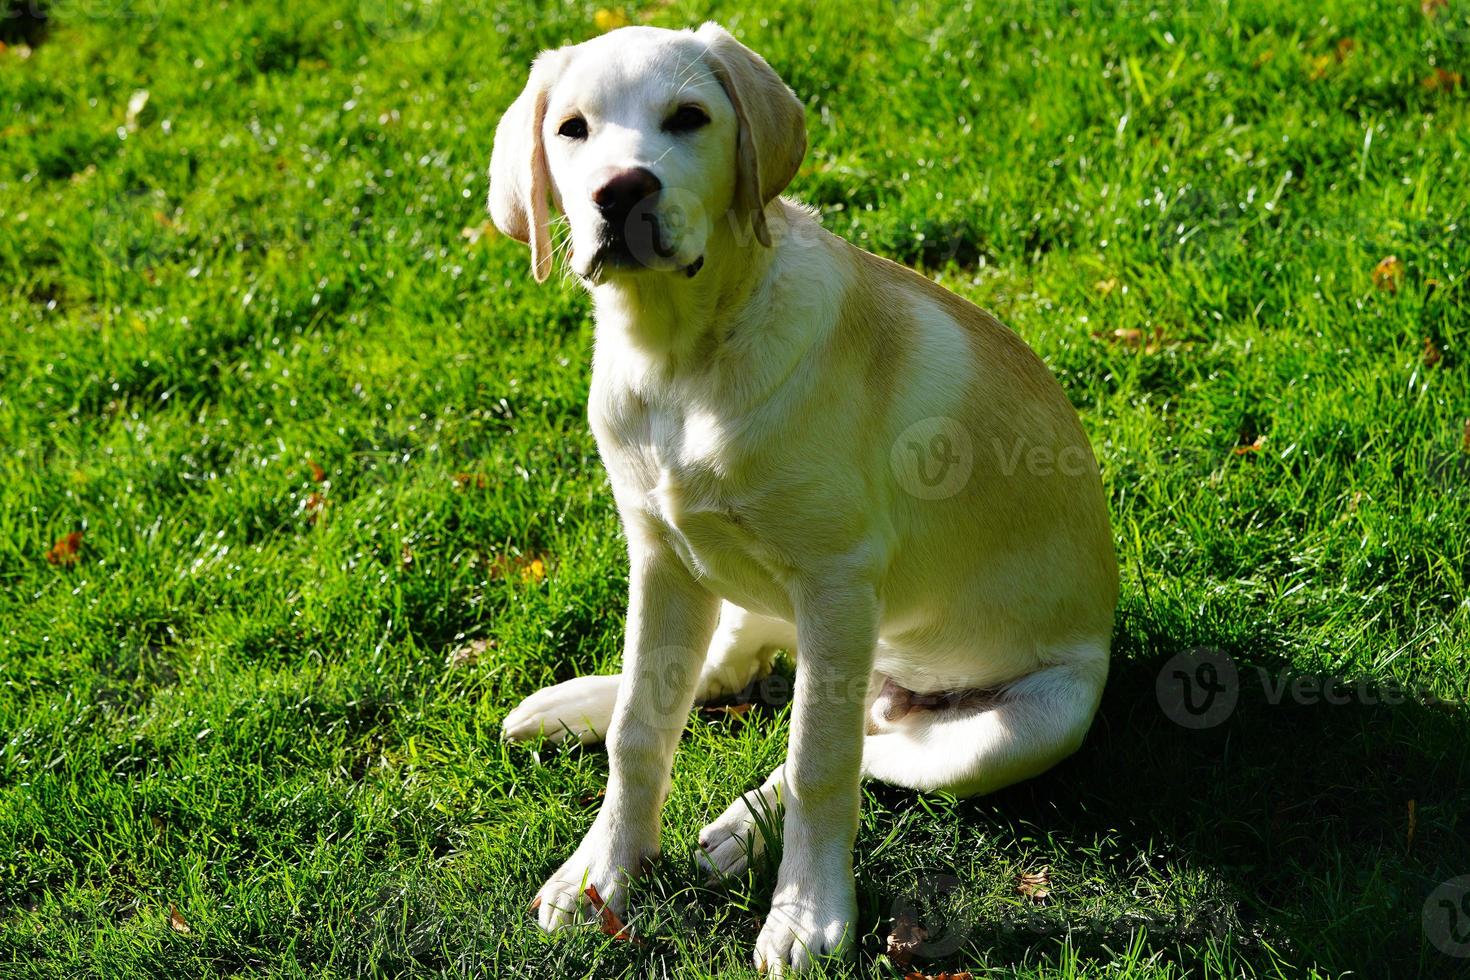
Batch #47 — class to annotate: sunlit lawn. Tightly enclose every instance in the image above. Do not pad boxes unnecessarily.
[2,0,1469,976]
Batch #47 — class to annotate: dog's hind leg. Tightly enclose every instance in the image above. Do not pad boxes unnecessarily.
[502,602,791,745]
[860,653,1108,797]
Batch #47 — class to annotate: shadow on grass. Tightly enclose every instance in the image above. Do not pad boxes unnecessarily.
[878,637,1470,978]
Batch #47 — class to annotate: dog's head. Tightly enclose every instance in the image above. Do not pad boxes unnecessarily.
[488,23,806,284]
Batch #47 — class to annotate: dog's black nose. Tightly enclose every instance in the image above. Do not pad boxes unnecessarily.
[592,167,661,217]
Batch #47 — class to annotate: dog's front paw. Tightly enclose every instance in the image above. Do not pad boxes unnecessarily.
[533,826,652,933]
[753,879,857,974]
[503,674,621,746]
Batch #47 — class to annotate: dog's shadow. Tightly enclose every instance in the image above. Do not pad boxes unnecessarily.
[849,643,1470,977]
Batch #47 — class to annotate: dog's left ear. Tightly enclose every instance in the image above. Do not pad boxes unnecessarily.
[696,23,806,247]
[488,50,567,283]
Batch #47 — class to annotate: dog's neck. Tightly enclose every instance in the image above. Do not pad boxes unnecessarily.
[586,211,778,368]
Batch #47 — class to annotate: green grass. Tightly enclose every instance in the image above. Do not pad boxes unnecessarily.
[2,0,1469,976]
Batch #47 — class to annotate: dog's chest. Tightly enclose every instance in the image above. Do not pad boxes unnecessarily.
[595,387,791,608]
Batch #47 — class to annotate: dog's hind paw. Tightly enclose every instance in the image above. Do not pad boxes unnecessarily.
[695,776,782,880]
[502,674,621,745]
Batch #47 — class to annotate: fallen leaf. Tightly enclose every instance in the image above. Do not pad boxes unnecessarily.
[1462,418,1470,453]
[1372,255,1402,292]
[490,553,548,584]
[45,531,84,566]
[1092,326,1168,354]
[1422,68,1463,92]
[461,221,498,246]
[1093,277,1119,296]
[1335,38,1356,62]
[701,702,753,719]
[886,909,928,967]
[584,884,636,941]
[593,8,628,31]
[1016,867,1051,902]
[1307,53,1333,81]
[452,471,487,490]
[1424,337,1443,367]
[1233,437,1265,456]
[1407,799,1417,853]
[308,458,326,483]
[1422,0,1449,19]
[445,637,495,668]
[168,904,191,934]
[303,492,327,524]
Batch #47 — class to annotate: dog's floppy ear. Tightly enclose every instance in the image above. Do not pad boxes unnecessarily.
[696,22,806,247]
[488,50,566,283]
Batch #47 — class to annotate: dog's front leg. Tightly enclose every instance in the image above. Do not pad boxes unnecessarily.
[533,535,719,931]
[754,577,875,974]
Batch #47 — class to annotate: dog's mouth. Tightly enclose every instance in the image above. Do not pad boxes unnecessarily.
[582,208,702,281]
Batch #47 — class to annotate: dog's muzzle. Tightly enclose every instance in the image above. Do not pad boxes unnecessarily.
[587,167,702,277]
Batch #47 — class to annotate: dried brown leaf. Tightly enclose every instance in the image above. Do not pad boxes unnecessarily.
[45,531,84,566]
[886,909,928,966]
[304,492,327,524]
[1373,255,1403,292]
[1422,68,1463,92]
[168,904,191,934]
[701,702,753,719]
[446,637,495,668]
[1016,867,1052,902]
[584,884,636,941]
[490,553,548,584]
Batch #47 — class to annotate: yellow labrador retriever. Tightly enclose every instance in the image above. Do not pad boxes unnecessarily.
[491,22,1117,974]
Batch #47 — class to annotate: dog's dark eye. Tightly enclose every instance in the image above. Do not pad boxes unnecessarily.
[557,116,588,140]
[663,104,710,134]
